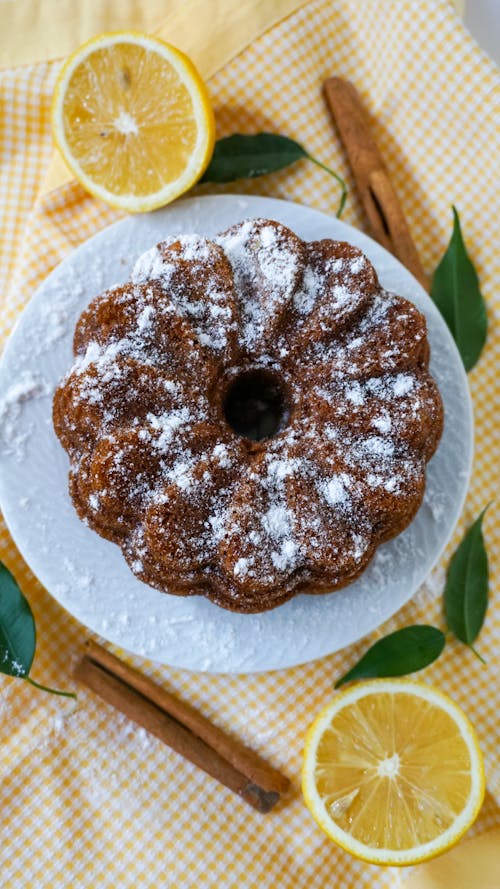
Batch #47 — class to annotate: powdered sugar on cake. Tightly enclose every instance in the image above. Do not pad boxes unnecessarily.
[53,218,443,613]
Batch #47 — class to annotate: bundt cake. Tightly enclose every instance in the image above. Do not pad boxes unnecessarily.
[53,218,443,613]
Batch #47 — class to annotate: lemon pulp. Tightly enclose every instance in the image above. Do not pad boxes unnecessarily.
[315,691,474,849]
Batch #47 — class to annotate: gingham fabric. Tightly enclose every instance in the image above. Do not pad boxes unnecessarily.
[0,2,499,887]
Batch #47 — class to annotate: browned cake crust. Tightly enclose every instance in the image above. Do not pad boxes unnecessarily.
[53,218,443,613]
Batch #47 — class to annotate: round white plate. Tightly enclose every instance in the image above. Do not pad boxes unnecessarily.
[0,195,472,673]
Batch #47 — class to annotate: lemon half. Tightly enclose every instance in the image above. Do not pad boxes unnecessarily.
[302,680,485,866]
[52,31,215,211]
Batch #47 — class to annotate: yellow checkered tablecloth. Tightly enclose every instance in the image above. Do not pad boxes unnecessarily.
[0,1,499,887]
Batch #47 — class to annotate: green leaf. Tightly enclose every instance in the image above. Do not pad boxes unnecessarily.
[201,133,308,182]
[201,132,347,217]
[334,625,445,689]
[444,507,490,648]
[0,562,76,698]
[0,563,36,678]
[431,206,487,372]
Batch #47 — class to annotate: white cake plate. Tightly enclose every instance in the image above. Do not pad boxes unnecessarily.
[0,195,472,672]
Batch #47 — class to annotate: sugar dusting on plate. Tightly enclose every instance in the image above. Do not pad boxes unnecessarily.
[0,371,50,460]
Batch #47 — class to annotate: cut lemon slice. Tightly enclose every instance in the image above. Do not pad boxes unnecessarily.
[302,680,485,866]
[52,32,215,212]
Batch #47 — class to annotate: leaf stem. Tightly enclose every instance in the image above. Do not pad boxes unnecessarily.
[25,676,77,699]
[467,644,487,665]
[306,153,348,218]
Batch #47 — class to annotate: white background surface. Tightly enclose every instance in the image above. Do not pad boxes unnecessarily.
[464,0,500,66]
[0,195,473,672]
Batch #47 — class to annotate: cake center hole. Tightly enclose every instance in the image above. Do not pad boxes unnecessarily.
[224,370,289,441]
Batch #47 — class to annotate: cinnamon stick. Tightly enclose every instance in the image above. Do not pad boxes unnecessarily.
[323,77,428,291]
[75,642,289,812]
